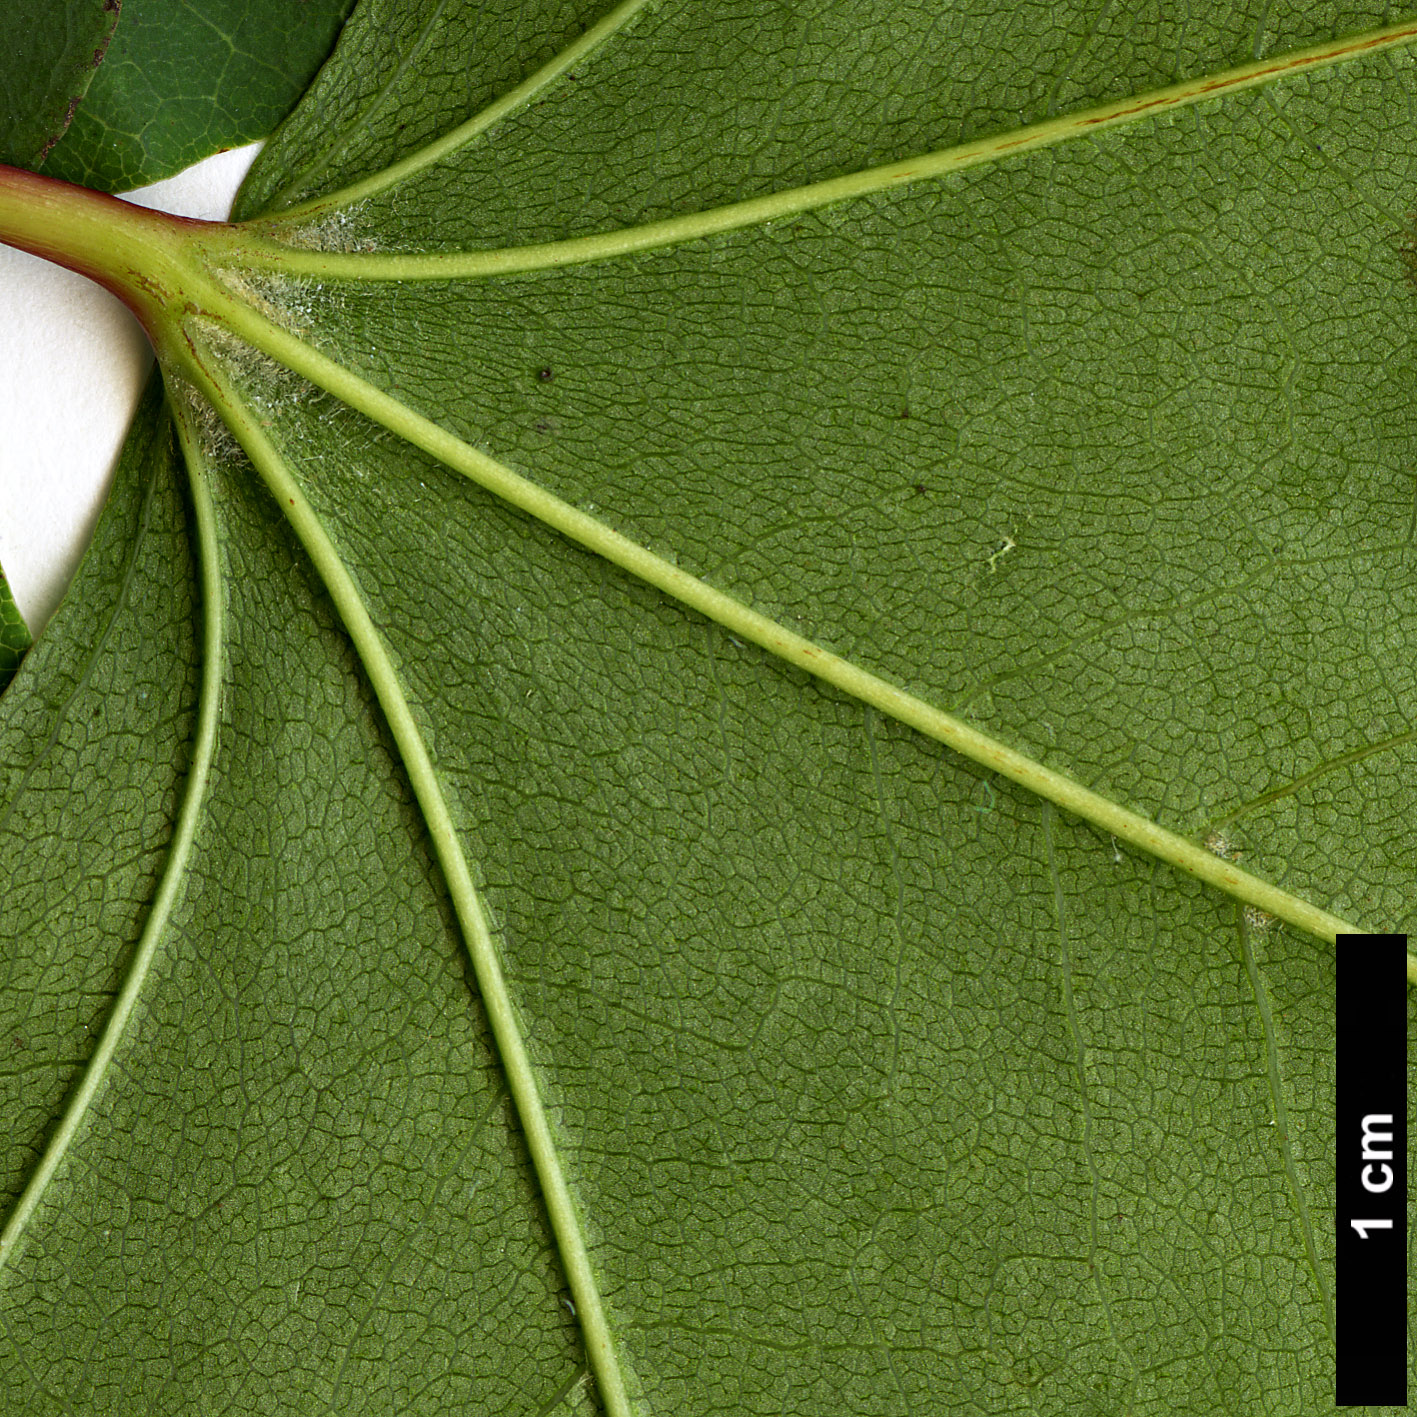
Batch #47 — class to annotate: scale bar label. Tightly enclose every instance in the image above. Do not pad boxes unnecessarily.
[1335,932,1407,1406]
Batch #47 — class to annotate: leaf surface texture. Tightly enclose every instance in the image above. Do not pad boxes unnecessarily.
[39,0,356,190]
[3,1,1416,1411]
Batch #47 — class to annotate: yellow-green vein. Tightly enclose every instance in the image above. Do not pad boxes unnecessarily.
[0,397,225,1277]
[187,344,636,1417]
[202,294,1362,945]
[233,16,1417,280]
[260,0,662,223]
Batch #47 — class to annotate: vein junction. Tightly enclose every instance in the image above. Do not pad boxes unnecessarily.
[180,18,1417,1400]
[175,13,1408,970]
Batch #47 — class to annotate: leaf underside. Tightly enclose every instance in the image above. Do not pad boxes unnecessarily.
[3,1,1416,1413]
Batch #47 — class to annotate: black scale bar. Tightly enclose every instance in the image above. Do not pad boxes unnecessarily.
[1335,933,1408,1406]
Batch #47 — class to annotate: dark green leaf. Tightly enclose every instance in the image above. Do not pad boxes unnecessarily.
[41,0,355,191]
[0,0,118,168]
[0,375,585,1413]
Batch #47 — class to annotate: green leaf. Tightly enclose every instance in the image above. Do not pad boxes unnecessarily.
[0,0,119,168]
[40,0,355,191]
[0,553,30,695]
[2,2,1415,1412]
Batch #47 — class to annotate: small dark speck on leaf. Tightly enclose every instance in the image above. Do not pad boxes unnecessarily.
[537,367,554,382]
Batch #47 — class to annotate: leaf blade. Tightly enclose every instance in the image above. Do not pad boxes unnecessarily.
[0,386,222,1278]
[39,0,356,191]
[6,1,1417,1410]
[200,291,1358,939]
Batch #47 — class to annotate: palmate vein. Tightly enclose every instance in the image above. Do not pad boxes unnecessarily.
[196,290,1361,946]
[264,0,663,221]
[0,6,1411,1412]
[0,400,225,1277]
[234,15,1417,280]
[188,345,636,1417]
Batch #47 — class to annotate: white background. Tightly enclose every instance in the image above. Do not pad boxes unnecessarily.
[0,142,261,635]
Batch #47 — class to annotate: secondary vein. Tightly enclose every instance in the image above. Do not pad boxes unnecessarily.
[237,16,1417,280]
[202,295,1362,945]
[263,0,662,222]
[0,400,225,1277]
[189,346,636,1417]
